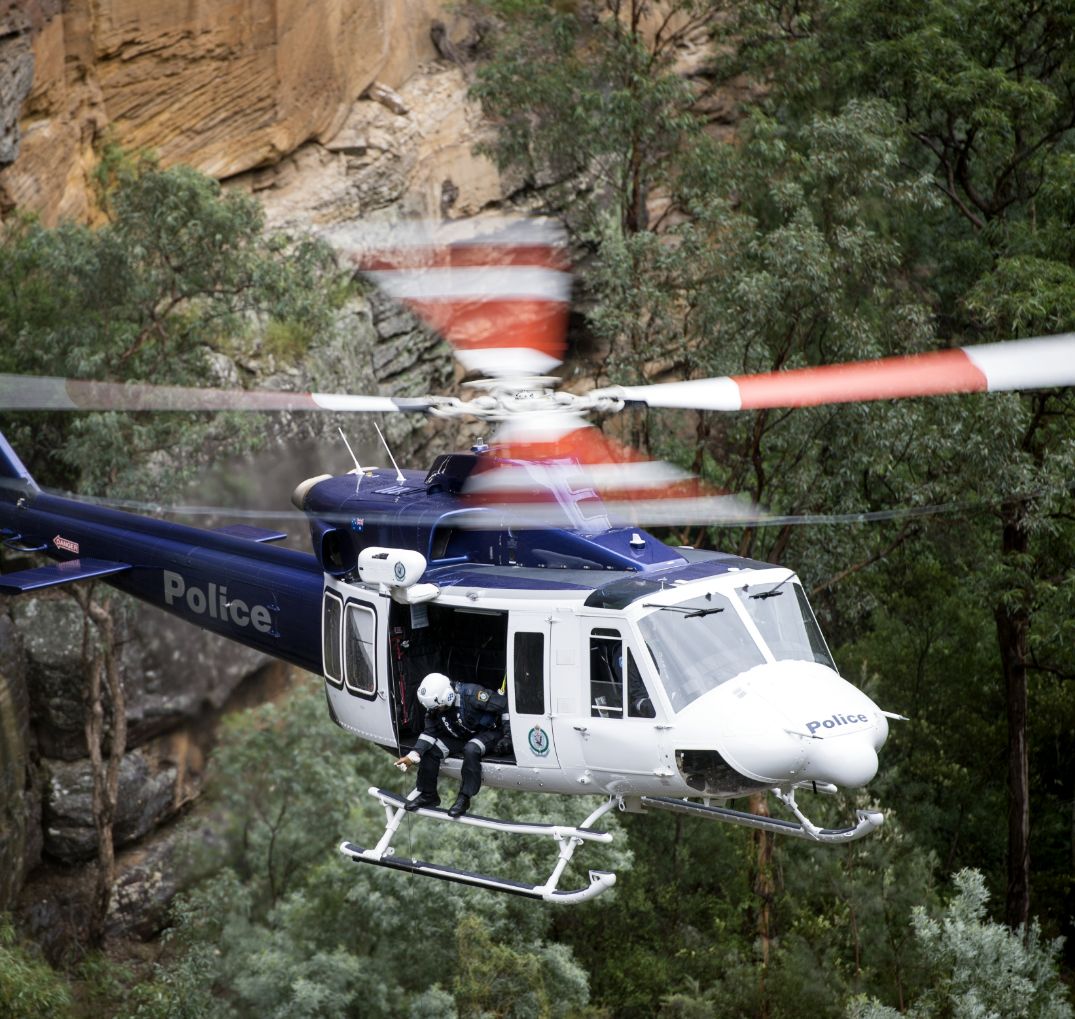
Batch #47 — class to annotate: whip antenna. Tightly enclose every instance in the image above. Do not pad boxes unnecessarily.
[374,422,406,484]
[338,427,364,492]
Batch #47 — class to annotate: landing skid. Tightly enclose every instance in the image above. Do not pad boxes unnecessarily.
[339,788,618,904]
[639,789,883,844]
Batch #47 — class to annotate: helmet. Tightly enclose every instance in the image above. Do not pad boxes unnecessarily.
[418,673,455,710]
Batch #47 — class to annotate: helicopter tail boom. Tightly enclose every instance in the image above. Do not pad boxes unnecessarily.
[0,429,324,670]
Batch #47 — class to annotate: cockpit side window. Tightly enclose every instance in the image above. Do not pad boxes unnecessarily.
[590,628,623,717]
[590,628,656,719]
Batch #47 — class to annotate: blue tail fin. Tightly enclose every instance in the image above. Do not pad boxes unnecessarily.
[0,431,38,495]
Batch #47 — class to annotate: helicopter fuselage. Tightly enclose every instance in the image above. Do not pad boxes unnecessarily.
[0,437,888,804]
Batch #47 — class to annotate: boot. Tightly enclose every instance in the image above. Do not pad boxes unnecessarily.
[447,794,470,818]
[405,790,440,812]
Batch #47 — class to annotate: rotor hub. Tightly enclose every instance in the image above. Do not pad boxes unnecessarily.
[427,377,624,424]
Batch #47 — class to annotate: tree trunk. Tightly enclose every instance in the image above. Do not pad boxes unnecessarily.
[74,588,126,946]
[749,791,775,1019]
[994,508,1030,931]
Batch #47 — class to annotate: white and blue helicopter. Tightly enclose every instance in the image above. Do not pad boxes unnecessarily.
[2,218,1074,904]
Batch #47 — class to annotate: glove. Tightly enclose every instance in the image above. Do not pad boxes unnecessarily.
[395,752,420,770]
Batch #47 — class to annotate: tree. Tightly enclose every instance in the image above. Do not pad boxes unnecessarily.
[470,0,721,236]
[70,584,127,947]
[729,0,1075,935]
[0,150,348,956]
[0,146,344,498]
[847,869,1073,1019]
[453,914,589,1019]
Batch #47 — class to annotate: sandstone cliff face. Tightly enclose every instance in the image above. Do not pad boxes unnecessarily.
[0,0,464,223]
[236,62,506,230]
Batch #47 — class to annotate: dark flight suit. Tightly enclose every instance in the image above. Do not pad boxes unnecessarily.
[413,682,508,800]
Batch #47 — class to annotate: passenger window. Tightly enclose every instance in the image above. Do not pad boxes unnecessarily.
[513,632,545,714]
[322,591,343,687]
[590,627,623,718]
[344,603,376,695]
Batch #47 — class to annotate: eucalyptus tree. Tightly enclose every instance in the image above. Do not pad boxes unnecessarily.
[471,5,952,1007]
[471,0,722,237]
[848,870,1072,1019]
[0,146,343,498]
[730,0,1075,936]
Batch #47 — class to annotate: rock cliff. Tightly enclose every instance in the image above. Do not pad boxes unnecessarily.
[0,0,498,224]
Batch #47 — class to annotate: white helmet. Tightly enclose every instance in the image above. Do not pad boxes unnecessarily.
[418,673,455,710]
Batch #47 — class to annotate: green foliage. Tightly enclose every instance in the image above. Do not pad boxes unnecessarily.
[470,0,720,235]
[122,678,611,1018]
[453,914,590,1019]
[261,318,318,363]
[204,679,368,911]
[0,147,343,497]
[469,0,1075,1006]
[0,915,73,1019]
[564,804,940,1018]
[73,952,136,1017]
[847,869,1073,1019]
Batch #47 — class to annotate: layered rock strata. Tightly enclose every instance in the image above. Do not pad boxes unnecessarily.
[0,0,462,223]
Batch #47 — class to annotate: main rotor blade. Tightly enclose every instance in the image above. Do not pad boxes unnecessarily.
[599,333,1075,411]
[326,217,571,379]
[0,375,433,414]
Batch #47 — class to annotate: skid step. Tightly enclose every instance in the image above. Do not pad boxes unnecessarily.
[370,788,613,842]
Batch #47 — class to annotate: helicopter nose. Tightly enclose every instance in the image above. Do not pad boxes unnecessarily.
[708,661,887,789]
[803,730,879,788]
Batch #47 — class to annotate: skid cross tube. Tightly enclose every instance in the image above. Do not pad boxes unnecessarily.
[338,788,618,904]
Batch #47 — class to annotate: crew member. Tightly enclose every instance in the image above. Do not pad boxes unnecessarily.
[395,672,508,818]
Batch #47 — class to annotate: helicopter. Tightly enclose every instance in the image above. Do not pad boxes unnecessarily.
[1,216,1074,904]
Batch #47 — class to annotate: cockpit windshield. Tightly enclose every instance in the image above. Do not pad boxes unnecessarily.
[736,580,835,670]
[638,592,766,712]
[636,579,836,713]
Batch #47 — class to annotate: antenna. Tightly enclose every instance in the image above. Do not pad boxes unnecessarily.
[374,422,406,484]
[338,427,364,491]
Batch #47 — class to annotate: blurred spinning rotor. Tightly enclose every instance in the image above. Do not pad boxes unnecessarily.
[3,215,1075,528]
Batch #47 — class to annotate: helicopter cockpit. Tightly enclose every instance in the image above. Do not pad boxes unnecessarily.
[635,574,836,713]
[598,568,887,801]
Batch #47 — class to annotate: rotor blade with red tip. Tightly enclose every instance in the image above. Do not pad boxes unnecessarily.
[601,333,1075,411]
[462,416,751,527]
[0,374,433,414]
[327,218,571,379]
